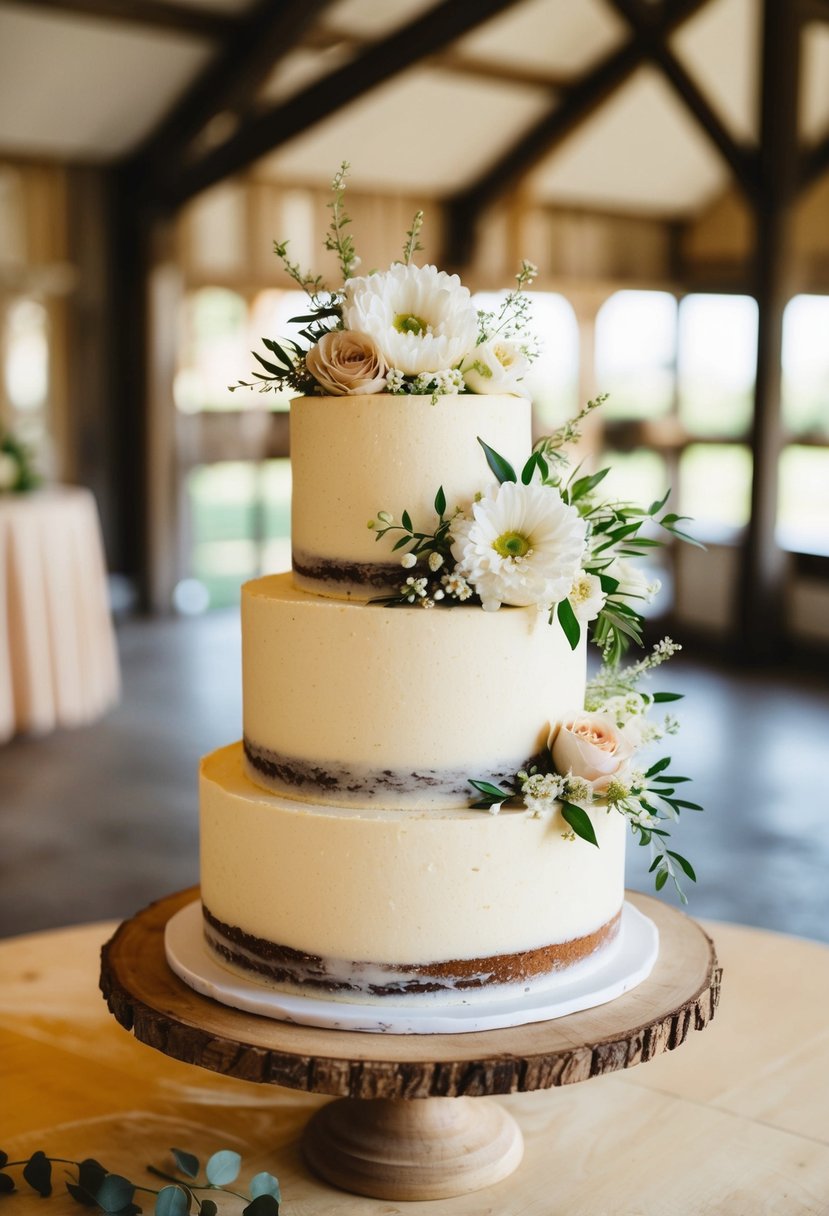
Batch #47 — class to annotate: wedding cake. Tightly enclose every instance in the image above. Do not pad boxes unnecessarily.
[198,174,700,1006]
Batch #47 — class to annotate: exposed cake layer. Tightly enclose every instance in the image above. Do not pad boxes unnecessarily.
[200,743,627,974]
[290,393,531,599]
[242,573,586,809]
[202,904,622,998]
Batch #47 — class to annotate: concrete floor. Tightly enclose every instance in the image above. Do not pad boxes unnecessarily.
[1,611,828,943]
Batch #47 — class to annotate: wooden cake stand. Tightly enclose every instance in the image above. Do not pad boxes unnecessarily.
[100,887,720,1203]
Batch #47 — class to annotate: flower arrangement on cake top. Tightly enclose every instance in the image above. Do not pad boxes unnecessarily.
[239,164,703,902]
[232,163,537,402]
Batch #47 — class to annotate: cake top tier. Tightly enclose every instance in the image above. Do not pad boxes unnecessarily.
[290,393,531,601]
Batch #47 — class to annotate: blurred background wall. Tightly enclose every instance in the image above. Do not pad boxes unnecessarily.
[1,0,828,666]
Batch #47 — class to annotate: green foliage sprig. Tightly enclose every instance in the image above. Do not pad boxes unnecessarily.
[368,487,472,608]
[531,393,608,468]
[475,259,539,358]
[324,161,357,281]
[231,164,354,396]
[400,210,424,266]
[0,1148,280,1216]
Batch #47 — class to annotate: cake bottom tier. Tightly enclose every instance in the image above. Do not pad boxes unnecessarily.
[200,743,627,999]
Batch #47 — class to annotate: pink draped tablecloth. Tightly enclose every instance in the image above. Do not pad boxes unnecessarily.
[0,486,119,741]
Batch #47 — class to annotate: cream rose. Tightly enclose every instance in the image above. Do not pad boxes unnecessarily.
[549,712,637,794]
[305,330,387,396]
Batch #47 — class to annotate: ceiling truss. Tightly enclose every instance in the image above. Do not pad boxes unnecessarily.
[142,0,529,211]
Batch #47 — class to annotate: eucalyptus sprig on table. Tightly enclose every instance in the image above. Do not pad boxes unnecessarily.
[0,1148,281,1216]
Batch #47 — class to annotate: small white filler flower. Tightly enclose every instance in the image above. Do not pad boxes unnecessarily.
[450,481,586,612]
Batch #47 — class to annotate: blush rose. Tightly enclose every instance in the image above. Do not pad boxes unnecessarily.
[305,330,387,396]
[549,713,637,794]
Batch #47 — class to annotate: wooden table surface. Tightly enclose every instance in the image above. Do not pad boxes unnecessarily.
[2,916,829,1215]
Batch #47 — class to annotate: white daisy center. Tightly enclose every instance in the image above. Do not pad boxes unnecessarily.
[394,313,430,336]
[493,530,531,559]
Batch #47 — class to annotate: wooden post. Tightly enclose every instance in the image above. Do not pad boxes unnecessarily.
[738,0,801,660]
[103,165,152,602]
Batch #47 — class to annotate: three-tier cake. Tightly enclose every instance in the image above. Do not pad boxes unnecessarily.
[198,393,627,1001]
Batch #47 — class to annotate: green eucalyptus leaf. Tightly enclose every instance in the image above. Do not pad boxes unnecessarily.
[401,510,413,532]
[67,1182,96,1206]
[648,854,664,873]
[667,851,697,882]
[155,1186,190,1216]
[561,802,599,847]
[243,1194,280,1216]
[170,1151,199,1181]
[477,437,516,483]
[434,486,446,516]
[96,1175,136,1213]
[23,1151,52,1197]
[252,351,286,379]
[391,535,412,551]
[249,1173,282,1202]
[569,467,610,501]
[469,779,510,799]
[645,756,671,778]
[651,691,683,703]
[78,1161,107,1197]
[647,489,671,515]
[669,799,704,811]
[0,1174,15,1194]
[598,574,619,594]
[205,1152,241,1187]
[655,869,669,892]
[520,451,543,485]
[556,598,581,650]
[261,339,295,369]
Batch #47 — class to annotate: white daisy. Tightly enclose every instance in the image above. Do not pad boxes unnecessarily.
[341,264,479,376]
[450,481,586,612]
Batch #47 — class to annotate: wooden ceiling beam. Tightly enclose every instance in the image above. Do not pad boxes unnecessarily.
[608,0,761,203]
[800,0,829,21]
[443,0,712,264]
[125,0,337,199]
[299,27,571,92]
[153,0,528,212]
[5,0,239,40]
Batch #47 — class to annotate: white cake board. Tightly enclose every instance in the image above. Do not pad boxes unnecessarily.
[165,900,659,1035]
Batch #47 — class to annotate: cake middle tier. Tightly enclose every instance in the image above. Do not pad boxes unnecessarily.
[290,392,531,599]
[243,573,586,810]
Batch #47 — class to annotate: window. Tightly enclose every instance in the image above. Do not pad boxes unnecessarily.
[595,291,677,420]
[678,295,757,438]
[779,296,829,555]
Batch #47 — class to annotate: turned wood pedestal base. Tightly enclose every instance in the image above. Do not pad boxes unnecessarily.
[100,888,720,1202]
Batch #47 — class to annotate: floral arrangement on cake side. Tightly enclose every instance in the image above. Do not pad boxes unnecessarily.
[238,164,704,902]
[369,417,703,901]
